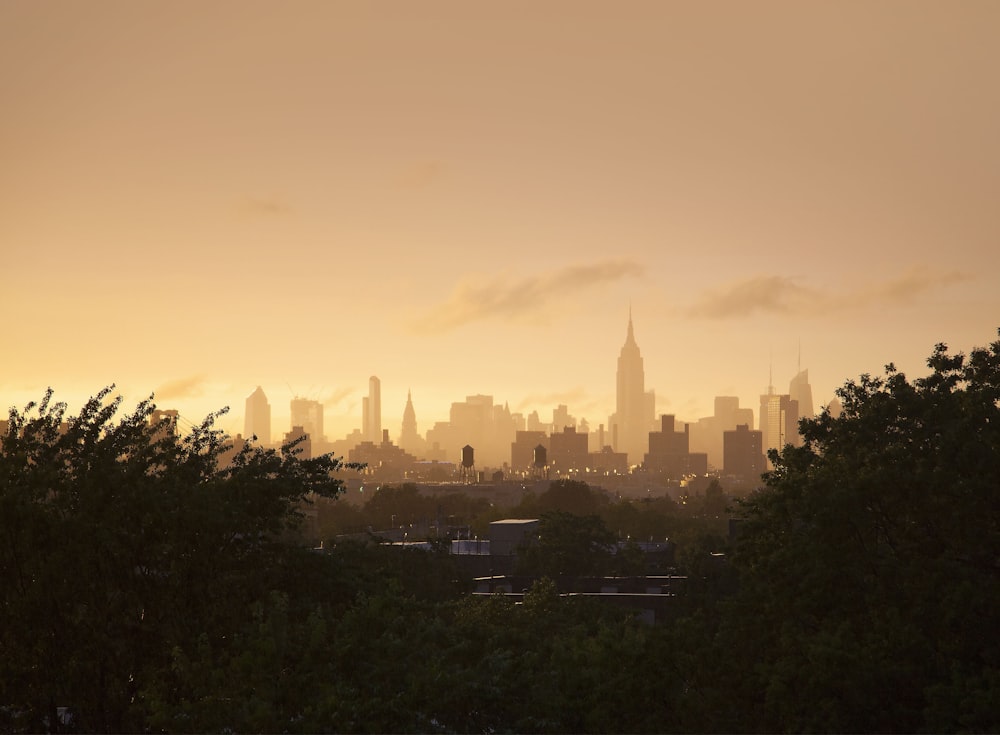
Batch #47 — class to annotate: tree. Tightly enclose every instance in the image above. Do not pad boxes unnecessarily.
[516,511,617,579]
[726,332,1000,732]
[0,388,358,732]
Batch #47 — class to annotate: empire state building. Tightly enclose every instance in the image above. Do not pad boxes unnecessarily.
[609,313,655,465]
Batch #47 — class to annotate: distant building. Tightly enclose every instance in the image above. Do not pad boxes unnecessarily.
[644,414,707,478]
[283,425,312,459]
[549,426,589,475]
[588,445,629,474]
[688,396,755,471]
[759,384,799,467]
[424,394,516,467]
[723,423,765,479]
[511,430,549,473]
[398,389,424,456]
[362,376,382,444]
[608,312,656,465]
[789,368,815,420]
[290,397,324,444]
[244,386,271,444]
[349,429,419,479]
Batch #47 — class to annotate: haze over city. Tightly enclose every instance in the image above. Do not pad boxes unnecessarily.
[3,1,998,444]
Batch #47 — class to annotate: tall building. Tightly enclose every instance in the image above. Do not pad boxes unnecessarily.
[398,389,423,456]
[759,374,799,467]
[290,398,324,443]
[244,386,271,444]
[362,376,382,444]
[609,312,653,465]
[789,368,814,420]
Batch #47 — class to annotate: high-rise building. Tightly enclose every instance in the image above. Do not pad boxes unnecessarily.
[789,368,814,420]
[244,386,271,444]
[609,312,653,465]
[398,389,423,456]
[290,398,324,443]
[362,376,382,444]
[759,376,799,467]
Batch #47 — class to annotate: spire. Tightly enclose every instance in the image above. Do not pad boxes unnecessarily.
[624,307,637,347]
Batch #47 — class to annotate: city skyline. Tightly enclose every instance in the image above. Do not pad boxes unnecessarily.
[3,2,999,443]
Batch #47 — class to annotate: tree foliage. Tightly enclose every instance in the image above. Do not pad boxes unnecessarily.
[0,388,355,732]
[720,332,1000,732]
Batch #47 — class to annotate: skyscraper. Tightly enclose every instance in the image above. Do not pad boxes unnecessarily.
[398,389,421,454]
[290,397,324,443]
[759,373,799,468]
[789,368,814,420]
[362,376,382,444]
[609,312,653,465]
[244,386,271,444]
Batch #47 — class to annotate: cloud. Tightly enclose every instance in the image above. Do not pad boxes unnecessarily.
[411,260,644,334]
[154,375,206,402]
[687,267,970,319]
[320,387,354,408]
[688,275,820,318]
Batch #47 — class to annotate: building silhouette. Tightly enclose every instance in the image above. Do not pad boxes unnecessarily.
[549,426,589,476]
[362,376,382,444]
[244,386,271,444]
[688,396,755,471]
[723,423,765,480]
[511,430,548,474]
[609,311,655,465]
[290,398,324,444]
[789,368,814,420]
[283,425,312,459]
[398,389,424,456]
[759,370,799,467]
[644,414,708,478]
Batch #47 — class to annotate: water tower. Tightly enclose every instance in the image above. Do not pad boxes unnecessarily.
[533,443,548,480]
[460,444,476,483]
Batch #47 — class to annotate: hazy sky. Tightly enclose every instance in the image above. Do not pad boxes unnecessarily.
[3,1,998,441]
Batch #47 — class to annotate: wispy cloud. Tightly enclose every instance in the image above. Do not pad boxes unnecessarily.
[411,260,644,334]
[320,387,354,408]
[687,267,969,319]
[154,375,206,402]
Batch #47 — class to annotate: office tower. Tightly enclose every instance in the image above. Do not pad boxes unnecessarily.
[609,311,650,465]
[789,368,815,420]
[244,386,271,444]
[759,372,799,467]
[399,389,421,454]
[362,376,382,444]
[290,397,324,443]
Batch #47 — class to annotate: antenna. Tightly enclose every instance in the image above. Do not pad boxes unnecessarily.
[768,350,774,395]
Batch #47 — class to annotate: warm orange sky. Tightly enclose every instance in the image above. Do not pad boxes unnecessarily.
[2,1,998,442]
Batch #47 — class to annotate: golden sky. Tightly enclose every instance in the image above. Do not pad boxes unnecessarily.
[2,1,999,441]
